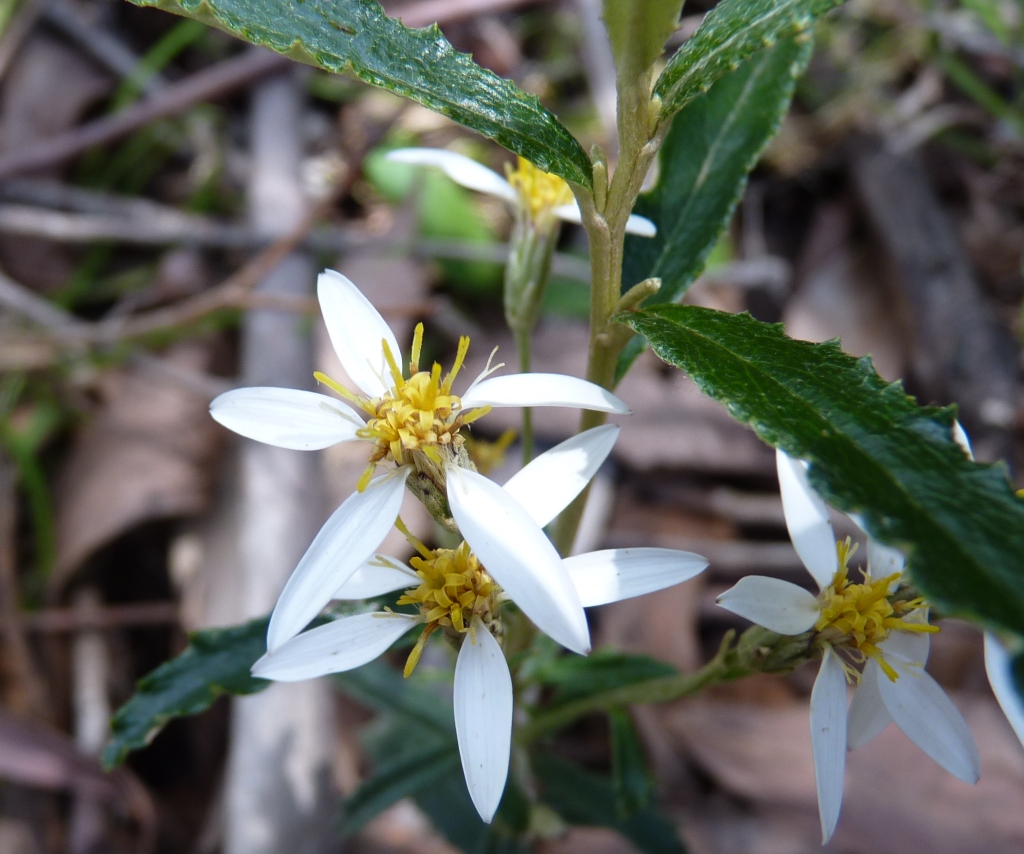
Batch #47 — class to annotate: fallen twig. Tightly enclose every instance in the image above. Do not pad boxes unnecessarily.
[0,48,289,179]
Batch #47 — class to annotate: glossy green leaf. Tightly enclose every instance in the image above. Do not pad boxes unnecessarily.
[335,659,455,735]
[622,305,1024,639]
[340,739,461,834]
[609,711,654,818]
[534,754,686,854]
[531,648,676,705]
[127,0,591,187]
[102,617,270,769]
[618,36,811,382]
[654,0,839,116]
[604,0,683,84]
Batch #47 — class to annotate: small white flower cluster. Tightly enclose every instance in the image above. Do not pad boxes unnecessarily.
[210,270,707,822]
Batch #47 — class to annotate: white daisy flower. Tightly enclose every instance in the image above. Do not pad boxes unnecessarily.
[210,269,630,491]
[252,425,708,822]
[716,447,980,844]
[385,148,657,237]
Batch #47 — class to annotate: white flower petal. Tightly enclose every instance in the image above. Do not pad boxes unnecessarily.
[460,373,630,415]
[210,386,363,450]
[777,449,837,590]
[984,633,1024,749]
[502,425,619,528]
[952,420,973,458]
[563,548,707,608]
[846,660,893,749]
[811,648,848,845]
[446,465,590,654]
[624,213,658,237]
[267,467,410,651]
[252,612,416,681]
[878,655,980,783]
[454,621,513,823]
[385,148,518,204]
[332,557,418,600]
[317,269,401,399]
[878,613,932,668]
[715,575,820,635]
[865,537,905,580]
[551,202,582,225]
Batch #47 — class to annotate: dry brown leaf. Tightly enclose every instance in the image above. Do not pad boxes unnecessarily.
[663,694,1024,853]
[52,341,220,594]
[0,35,112,292]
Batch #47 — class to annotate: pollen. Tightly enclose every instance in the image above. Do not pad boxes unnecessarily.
[396,539,500,676]
[506,156,574,222]
[815,538,938,682]
[313,322,491,488]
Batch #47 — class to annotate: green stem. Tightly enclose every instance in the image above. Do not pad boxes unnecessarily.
[515,325,534,464]
[517,626,816,744]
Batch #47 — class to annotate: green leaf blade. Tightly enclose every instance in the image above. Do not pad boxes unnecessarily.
[102,617,271,769]
[654,0,839,116]
[535,754,686,854]
[618,36,811,381]
[604,0,683,84]
[128,0,591,187]
[622,305,1024,640]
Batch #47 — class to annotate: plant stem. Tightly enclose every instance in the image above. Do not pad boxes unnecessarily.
[515,324,534,464]
[517,626,815,744]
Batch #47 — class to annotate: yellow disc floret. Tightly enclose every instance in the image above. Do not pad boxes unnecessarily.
[396,533,501,677]
[815,538,938,682]
[506,156,574,223]
[314,322,492,490]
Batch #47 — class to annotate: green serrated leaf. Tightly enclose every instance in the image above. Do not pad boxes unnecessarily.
[334,660,455,735]
[340,740,461,835]
[618,36,811,383]
[128,0,591,188]
[654,0,839,116]
[604,0,683,84]
[531,649,676,705]
[622,305,1024,639]
[609,710,654,818]
[102,617,270,769]
[534,754,686,854]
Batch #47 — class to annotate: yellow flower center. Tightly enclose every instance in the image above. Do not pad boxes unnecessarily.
[505,156,574,222]
[314,323,492,489]
[815,539,938,682]
[395,538,501,676]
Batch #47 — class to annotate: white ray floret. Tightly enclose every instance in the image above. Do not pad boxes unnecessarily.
[385,147,657,236]
[251,428,708,823]
[266,466,409,652]
[454,618,514,823]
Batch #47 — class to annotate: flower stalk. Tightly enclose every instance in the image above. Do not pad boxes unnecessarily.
[517,625,816,744]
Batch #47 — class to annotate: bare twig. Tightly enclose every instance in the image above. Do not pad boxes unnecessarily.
[22,600,179,632]
[0,48,289,179]
[42,0,168,95]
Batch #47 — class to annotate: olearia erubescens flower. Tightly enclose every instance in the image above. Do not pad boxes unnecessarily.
[209,270,630,500]
[251,426,708,823]
[716,447,980,844]
[384,148,657,236]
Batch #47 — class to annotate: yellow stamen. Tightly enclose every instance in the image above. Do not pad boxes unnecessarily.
[815,538,939,682]
[355,463,375,493]
[397,540,500,676]
[505,156,575,222]
[410,322,424,375]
